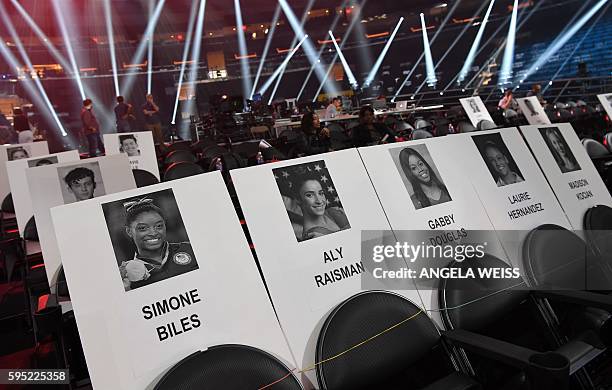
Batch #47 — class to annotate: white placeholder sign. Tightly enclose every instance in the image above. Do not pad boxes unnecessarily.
[459,96,495,127]
[104,131,160,179]
[231,149,422,387]
[517,96,552,125]
[597,93,612,118]
[520,123,612,229]
[7,151,80,236]
[51,172,294,390]
[0,142,49,206]
[453,128,571,267]
[28,154,135,285]
[358,138,510,324]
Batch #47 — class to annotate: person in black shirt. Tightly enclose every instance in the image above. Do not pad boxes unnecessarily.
[13,108,33,144]
[114,96,131,133]
[142,94,163,144]
[295,112,331,156]
[351,106,396,147]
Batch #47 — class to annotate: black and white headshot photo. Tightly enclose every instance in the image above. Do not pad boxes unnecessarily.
[539,127,581,173]
[57,162,106,204]
[273,160,350,242]
[28,156,59,168]
[473,133,525,187]
[102,188,198,292]
[468,98,481,114]
[7,145,30,161]
[391,144,452,210]
[119,134,141,157]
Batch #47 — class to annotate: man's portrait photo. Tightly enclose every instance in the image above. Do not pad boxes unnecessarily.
[273,160,350,242]
[102,188,199,292]
[119,134,141,157]
[472,133,525,187]
[57,162,106,204]
[28,156,59,168]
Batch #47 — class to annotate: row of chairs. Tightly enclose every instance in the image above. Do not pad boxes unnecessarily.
[154,204,612,389]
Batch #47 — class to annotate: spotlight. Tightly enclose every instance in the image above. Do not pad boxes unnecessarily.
[498,0,518,86]
[171,0,199,125]
[147,0,155,95]
[420,13,437,87]
[329,31,358,89]
[363,16,404,88]
[51,0,85,100]
[457,0,496,84]
[250,5,281,99]
[103,0,120,96]
[278,0,338,95]
[258,35,308,96]
[234,0,252,107]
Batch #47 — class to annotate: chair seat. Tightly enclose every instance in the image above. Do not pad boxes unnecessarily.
[422,372,480,390]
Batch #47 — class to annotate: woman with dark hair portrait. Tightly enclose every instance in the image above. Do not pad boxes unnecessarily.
[295,112,331,156]
[8,147,29,160]
[483,141,524,187]
[290,173,349,241]
[119,134,140,157]
[118,198,198,291]
[399,148,451,209]
[542,128,580,173]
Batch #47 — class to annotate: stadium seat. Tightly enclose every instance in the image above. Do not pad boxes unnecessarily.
[164,150,197,165]
[154,345,302,390]
[316,291,480,389]
[583,205,612,261]
[458,121,477,133]
[412,129,433,140]
[132,169,160,188]
[604,133,612,153]
[163,162,204,181]
[581,138,610,158]
[477,120,497,130]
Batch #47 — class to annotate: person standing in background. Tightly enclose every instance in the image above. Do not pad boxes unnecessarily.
[81,99,106,157]
[527,84,546,106]
[13,107,33,144]
[114,96,131,133]
[142,94,163,144]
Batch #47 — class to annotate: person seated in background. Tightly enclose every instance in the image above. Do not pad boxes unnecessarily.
[295,112,331,156]
[498,89,517,111]
[325,97,342,119]
[527,84,546,106]
[351,106,397,147]
[13,108,33,144]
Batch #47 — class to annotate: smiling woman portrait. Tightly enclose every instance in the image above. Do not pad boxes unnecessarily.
[102,188,199,292]
[396,145,452,210]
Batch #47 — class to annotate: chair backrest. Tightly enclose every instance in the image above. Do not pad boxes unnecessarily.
[477,119,497,130]
[395,121,414,132]
[164,149,197,165]
[250,125,270,136]
[23,216,39,241]
[154,344,302,390]
[584,205,612,259]
[504,109,519,119]
[166,141,192,153]
[566,101,577,108]
[132,169,160,188]
[582,138,610,158]
[56,265,69,298]
[458,121,476,133]
[412,129,433,140]
[34,305,63,339]
[522,224,590,289]
[1,193,14,213]
[316,291,444,389]
[604,133,612,153]
[414,119,432,130]
[439,254,528,332]
[163,162,204,181]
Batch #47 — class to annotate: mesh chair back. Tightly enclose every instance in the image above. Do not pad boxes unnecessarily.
[477,120,497,130]
[165,150,197,165]
[604,133,612,153]
[440,254,528,332]
[1,193,14,213]
[163,162,204,181]
[166,141,192,153]
[415,119,432,130]
[412,129,433,140]
[582,138,610,158]
[584,205,612,260]
[458,121,476,133]
[23,216,39,241]
[154,345,302,390]
[132,169,160,188]
[395,121,414,132]
[316,291,442,390]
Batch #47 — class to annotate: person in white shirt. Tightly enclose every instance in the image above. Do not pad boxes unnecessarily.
[325,97,342,119]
